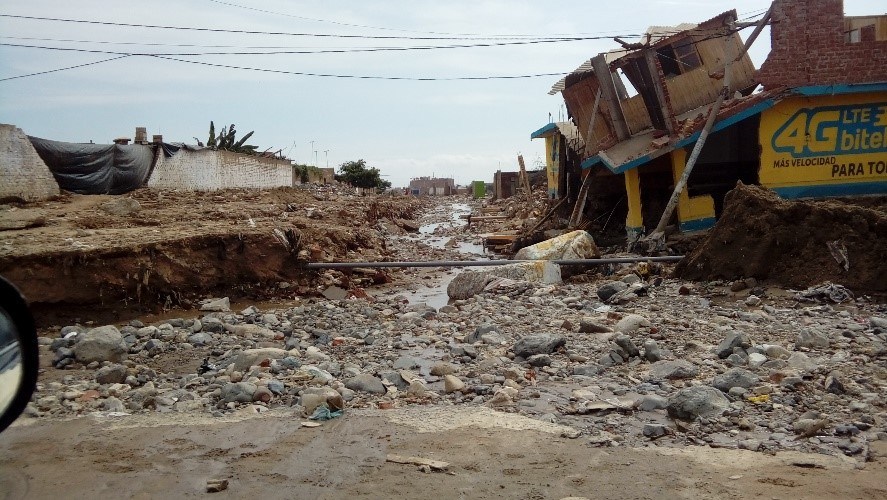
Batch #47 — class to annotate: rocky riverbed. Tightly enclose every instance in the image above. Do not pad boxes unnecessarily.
[26,196,887,465]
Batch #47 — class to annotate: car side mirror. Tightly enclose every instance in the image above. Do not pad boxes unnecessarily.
[0,276,38,434]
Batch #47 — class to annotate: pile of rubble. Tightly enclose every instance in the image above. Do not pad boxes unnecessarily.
[677,183,887,292]
[30,259,887,462]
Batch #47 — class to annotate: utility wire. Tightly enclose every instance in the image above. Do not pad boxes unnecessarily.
[204,0,476,36]
[0,14,620,41]
[0,36,618,56]
[149,55,565,80]
[0,54,129,82]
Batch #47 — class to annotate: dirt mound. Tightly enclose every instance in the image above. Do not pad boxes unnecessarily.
[0,186,425,324]
[676,183,887,292]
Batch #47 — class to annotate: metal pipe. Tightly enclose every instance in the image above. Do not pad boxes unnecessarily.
[303,256,683,269]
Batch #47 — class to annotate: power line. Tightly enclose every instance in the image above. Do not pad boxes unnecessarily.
[204,0,477,36]
[0,55,129,82]
[149,55,566,81]
[203,0,655,39]
[0,36,624,57]
[0,14,601,41]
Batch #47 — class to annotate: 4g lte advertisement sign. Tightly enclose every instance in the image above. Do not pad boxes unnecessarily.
[759,92,887,197]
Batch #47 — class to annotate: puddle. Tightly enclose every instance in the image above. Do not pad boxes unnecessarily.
[387,202,495,310]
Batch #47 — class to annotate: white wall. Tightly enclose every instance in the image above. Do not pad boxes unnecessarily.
[0,124,60,201]
[148,148,293,191]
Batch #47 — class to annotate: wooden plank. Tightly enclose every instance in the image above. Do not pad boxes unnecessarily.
[569,173,593,228]
[591,54,630,141]
[517,155,531,193]
[386,454,450,471]
[644,49,677,134]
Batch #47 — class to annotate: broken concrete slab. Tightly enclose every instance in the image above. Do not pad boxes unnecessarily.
[447,261,561,300]
[513,230,600,261]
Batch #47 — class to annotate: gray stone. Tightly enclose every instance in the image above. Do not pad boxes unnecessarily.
[447,261,561,300]
[232,348,288,372]
[650,360,699,380]
[786,352,818,372]
[667,386,730,420]
[200,297,230,312]
[716,331,751,359]
[221,382,258,403]
[613,334,640,358]
[578,319,612,334]
[95,364,127,385]
[345,374,386,394]
[824,372,845,394]
[870,316,887,329]
[321,286,349,300]
[573,364,602,376]
[379,371,409,390]
[443,375,466,393]
[622,273,642,285]
[761,344,791,359]
[643,340,663,362]
[747,352,768,368]
[187,332,213,346]
[512,333,566,358]
[643,423,668,438]
[527,354,552,367]
[100,197,141,216]
[429,362,455,376]
[712,368,759,392]
[796,329,829,349]
[636,394,668,411]
[466,324,499,344]
[393,356,420,370]
[73,325,128,363]
[614,314,651,334]
[103,396,126,412]
[597,281,628,302]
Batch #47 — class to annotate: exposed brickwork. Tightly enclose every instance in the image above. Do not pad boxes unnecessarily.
[0,124,60,201]
[148,148,293,191]
[757,0,887,89]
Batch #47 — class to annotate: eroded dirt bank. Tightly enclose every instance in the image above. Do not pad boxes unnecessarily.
[0,187,427,324]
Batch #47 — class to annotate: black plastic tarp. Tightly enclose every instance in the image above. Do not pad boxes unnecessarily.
[28,136,155,194]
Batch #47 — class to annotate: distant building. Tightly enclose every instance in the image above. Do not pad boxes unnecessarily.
[408,176,456,196]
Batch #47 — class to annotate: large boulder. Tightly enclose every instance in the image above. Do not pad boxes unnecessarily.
[514,230,600,261]
[73,325,128,363]
[512,333,566,358]
[667,386,730,420]
[447,261,561,300]
[712,368,759,392]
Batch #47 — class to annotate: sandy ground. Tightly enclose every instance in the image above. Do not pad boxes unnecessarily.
[2,407,886,500]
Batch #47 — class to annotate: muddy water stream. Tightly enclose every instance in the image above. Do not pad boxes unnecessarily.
[381,201,501,309]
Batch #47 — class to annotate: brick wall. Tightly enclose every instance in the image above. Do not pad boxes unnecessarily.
[0,124,60,201]
[148,148,293,191]
[757,0,887,89]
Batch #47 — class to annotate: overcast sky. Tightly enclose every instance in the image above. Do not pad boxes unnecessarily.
[1,1,883,187]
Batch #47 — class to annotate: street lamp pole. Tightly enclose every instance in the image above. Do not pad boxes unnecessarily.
[309,140,315,166]
[324,150,329,168]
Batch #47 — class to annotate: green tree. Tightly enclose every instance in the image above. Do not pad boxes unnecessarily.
[207,121,217,148]
[205,122,259,154]
[335,159,391,192]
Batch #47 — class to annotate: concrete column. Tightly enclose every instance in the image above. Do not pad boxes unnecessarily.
[624,169,644,238]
